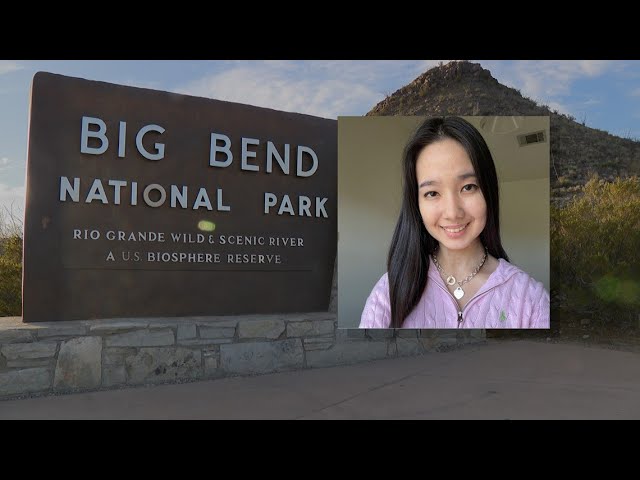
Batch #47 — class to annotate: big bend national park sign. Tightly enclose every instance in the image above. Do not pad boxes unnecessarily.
[23,72,337,322]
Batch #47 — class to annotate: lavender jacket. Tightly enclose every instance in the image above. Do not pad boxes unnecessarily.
[360,257,550,329]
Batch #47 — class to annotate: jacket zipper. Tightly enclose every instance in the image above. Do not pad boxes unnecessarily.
[434,282,505,328]
[433,282,465,326]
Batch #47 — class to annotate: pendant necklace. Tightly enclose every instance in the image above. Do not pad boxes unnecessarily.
[431,247,488,300]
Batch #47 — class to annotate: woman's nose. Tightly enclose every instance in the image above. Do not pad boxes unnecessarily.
[443,194,464,219]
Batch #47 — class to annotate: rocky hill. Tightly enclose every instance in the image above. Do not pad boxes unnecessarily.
[367,61,640,205]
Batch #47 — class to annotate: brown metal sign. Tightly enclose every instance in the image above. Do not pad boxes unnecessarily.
[23,72,337,322]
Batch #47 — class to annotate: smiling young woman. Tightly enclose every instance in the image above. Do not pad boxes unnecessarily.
[359,116,550,329]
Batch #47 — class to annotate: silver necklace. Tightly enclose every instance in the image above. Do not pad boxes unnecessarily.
[431,247,488,300]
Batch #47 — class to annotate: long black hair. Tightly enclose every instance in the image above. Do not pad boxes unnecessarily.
[387,116,509,328]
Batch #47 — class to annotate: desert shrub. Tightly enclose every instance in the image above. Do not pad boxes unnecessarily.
[0,208,22,316]
[0,235,22,316]
[551,176,640,322]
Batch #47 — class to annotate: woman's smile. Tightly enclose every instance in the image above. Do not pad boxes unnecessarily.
[440,222,470,237]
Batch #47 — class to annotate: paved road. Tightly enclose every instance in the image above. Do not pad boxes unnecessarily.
[1,340,638,419]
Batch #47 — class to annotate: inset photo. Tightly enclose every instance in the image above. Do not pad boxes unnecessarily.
[338,116,550,329]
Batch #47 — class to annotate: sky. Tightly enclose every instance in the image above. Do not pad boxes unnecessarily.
[1,59,640,218]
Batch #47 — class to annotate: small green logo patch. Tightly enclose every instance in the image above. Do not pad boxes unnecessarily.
[500,310,507,322]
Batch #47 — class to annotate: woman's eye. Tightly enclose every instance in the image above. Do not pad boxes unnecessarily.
[424,191,438,198]
[462,184,478,192]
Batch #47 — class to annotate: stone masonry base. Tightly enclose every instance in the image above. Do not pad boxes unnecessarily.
[0,314,485,399]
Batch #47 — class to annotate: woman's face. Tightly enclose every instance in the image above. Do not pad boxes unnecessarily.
[415,138,487,253]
